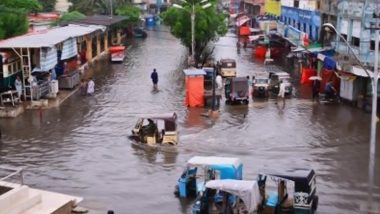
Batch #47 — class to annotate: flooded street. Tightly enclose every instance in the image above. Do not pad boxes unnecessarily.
[0,26,379,213]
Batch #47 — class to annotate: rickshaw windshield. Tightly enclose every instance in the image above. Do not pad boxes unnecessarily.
[256,79,268,84]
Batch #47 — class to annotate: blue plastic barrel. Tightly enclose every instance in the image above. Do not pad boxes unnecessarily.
[145,16,155,27]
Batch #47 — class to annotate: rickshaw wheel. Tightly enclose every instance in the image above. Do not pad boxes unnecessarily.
[311,195,318,212]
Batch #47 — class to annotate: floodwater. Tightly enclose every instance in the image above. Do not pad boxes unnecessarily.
[0,26,379,214]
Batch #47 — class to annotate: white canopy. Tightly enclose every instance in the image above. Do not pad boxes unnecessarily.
[187,156,241,168]
[0,24,105,48]
[205,179,261,213]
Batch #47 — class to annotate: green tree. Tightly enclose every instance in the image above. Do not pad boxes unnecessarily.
[161,1,227,65]
[39,0,57,12]
[0,0,42,39]
[116,5,141,25]
[69,0,131,15]
[54,11,86,26]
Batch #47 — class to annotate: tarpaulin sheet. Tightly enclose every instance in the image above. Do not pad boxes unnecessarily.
[300,68,316,85]
[185,76,204,107]
[323,56,336,70]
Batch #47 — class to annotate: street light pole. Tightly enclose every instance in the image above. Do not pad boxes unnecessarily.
[191,4,195,66]
[322,23,378,146]
[371,26,379,155]
[173,1,211,67]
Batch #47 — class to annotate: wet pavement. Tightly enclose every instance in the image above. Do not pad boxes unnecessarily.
[0,26,379,214]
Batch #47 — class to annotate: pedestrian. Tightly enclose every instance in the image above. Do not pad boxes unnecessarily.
[215,74,223,90]
[151,68,158,90]
[312,79,321,102]
[324,80,337,100]
[87,77,95,96]
[277,80,286,108]
[14,76,22,99]
[80,79,87,96]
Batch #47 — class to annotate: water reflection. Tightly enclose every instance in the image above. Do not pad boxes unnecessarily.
[0,26,378,213]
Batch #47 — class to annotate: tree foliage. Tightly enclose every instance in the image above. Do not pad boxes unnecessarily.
[0,0,42,39]
[69,0,132,15]
[116,5,141,25]
[161,1,227,64]
[54,11,86,26]
[39,0,57,12]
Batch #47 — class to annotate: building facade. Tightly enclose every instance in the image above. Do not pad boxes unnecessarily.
[330,0,380,103]
[279,0,321,45]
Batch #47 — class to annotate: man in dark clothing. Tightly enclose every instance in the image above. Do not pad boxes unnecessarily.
[312,79,321,102]
[151,68,158,89]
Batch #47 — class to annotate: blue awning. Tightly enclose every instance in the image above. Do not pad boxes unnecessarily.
[183,69,206,76]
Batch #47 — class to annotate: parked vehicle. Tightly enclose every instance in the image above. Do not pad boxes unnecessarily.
[192,179,261,214]
[252,72,270,98]
[133,27,148,38]
[109,46,126,63]
[257,169,318,214]
[174,156,243,198]
[268,71,293,97]
[225,77,249,104]
[217,58,237,78]
[129,112,178,148]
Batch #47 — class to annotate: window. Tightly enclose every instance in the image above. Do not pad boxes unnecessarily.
[297,22,301,30]
[370,41,380,50]
[342,34,348,41]
[351,37,360,47]
[294,0,299,8]
[304,23,307,32]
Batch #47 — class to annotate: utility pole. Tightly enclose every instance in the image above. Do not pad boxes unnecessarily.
[191,3,195,66]
[110,0,113,18]
[370,11,379,158]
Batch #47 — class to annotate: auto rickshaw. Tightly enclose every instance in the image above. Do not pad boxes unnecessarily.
[174,156,243,198]
[257,169,318,214]
[192,179,262,214]
[225,77,249,104]
[129,112,178,146]
[252,72,270,98]
[268,71,293,97]
[217,58,237,78]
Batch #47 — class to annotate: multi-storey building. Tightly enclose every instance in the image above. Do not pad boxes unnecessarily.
[327,0,380,104]
[279,0,321,45]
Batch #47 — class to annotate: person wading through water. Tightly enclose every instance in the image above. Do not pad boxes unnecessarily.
[151,68,158,90]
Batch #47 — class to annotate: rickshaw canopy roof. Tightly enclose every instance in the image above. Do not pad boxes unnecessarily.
[183,69,206,76]
[187,156,242,168]
[259,169,315,192]
[205,179,261,213]
[272,72,290,77]
[233,77,249,82]
[138,112,177,122]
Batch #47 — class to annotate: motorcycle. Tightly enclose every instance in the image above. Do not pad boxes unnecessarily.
[320,93,341,104]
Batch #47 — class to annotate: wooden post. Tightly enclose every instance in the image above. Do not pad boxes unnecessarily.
[85,35,92,61]
[104,31,109,51]
[117,30,121,45]
[96,34,101,56]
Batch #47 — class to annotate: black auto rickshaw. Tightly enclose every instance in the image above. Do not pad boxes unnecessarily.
[257,169,318,214]
[225,77,249,105]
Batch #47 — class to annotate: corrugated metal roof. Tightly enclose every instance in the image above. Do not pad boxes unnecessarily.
[0,24,105,49]
[71,15,128,26]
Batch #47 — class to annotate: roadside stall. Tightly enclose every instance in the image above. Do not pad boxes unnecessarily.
[183,69,206,107]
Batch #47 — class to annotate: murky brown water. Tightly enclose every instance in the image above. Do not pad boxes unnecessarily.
[0,26,379,214]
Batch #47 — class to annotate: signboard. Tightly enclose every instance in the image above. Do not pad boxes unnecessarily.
[264,0,281,16]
